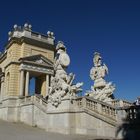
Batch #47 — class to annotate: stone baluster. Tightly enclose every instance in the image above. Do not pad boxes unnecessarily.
[82,97,87,108]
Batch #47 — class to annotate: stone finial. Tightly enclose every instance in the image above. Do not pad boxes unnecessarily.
[47,31,51,35]
[50,32,54,36]
[8,31,12,36]
[28,24,32,29]
[47,31,54,39]
[23,23,32,31]
[8,31,12,41]
[24,23,28,28]
[13,24,18,30]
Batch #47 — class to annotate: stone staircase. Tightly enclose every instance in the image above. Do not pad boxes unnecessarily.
[19,94,48,113]
[19,94,132,127]
[25,95,118,127]
[1,94,133,138]
[75,96,117,126]
[19,95,118,128]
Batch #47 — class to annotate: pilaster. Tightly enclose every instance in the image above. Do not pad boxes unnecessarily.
[19,70,24,96]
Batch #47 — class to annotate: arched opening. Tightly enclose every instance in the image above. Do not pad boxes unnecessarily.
[28,73,47,97]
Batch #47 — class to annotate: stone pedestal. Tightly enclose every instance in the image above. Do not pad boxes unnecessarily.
[46,98,79,134]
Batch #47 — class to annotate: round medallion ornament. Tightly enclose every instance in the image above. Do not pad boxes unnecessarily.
[59,53,70,67]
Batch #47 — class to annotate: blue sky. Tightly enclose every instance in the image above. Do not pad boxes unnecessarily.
[0,0,140,102]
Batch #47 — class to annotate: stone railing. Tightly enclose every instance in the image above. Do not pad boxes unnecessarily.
[20,95,117,121]
[85,98,98,112]
[31,32,48,41]
[18,95,32,104]
[24,96,32,102]
[101,104,116,119]
[19,95,48,108]
[76,97,83,107]
[122,105,140,120]
[76,96,117,121]
[111,99,132,108]
[32,94,48,107]
[8,24,55,45]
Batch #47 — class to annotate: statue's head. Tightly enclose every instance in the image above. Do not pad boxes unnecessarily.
[56,41,66,54]
[93,52,102,67]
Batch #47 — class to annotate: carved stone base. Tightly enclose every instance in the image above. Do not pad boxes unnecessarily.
[47,98,76,112]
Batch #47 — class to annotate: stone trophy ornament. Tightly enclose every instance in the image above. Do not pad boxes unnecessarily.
[86,52,115,103]
[47,41,83,107]
[59,53,70,67]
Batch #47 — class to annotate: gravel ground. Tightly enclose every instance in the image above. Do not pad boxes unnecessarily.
[0,120,98,140]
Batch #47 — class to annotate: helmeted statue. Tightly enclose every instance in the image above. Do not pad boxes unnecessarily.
[86,52,115,103]
[90,52,108,89]
[48,41,83,107]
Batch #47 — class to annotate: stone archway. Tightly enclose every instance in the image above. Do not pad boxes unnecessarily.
[29,75,46,97]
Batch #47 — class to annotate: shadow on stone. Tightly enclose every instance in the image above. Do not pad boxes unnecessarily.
[116,105,140,140]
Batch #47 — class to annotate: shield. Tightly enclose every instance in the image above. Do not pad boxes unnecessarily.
[59,53,70,67]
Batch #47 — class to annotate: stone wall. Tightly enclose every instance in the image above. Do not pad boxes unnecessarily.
[0,96,118,138]
[21,43,54,62]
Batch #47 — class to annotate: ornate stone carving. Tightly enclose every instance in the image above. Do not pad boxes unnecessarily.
[47,31,55,39]
[20,64,53,74]
[86,52,115,103]
[0,76,5,83]
[47,41,83,107]
[35,59,44,64]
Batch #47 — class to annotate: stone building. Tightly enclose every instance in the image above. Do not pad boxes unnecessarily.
[0,23,133,139]
[0,23,55,100]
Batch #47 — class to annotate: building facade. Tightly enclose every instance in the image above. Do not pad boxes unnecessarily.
[0,23,55,100]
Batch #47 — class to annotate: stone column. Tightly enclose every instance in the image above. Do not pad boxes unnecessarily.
[25,71,30,96]
[46,74,49,96]
[19,70,24,96]
[0,77,5,100]
[0,79,2,102]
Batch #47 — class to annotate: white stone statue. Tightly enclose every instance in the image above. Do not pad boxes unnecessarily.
[48,41,83,107]
[86,52,115,103]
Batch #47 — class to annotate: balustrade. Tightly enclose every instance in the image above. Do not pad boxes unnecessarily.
[24,96,31,102]
[86,98,98,112]
[34,95,48,107]
[31,32,48,41]
[111,99,132,107]
[76,97,116,120]
[76,98,83,107]
[101,104,116,119]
